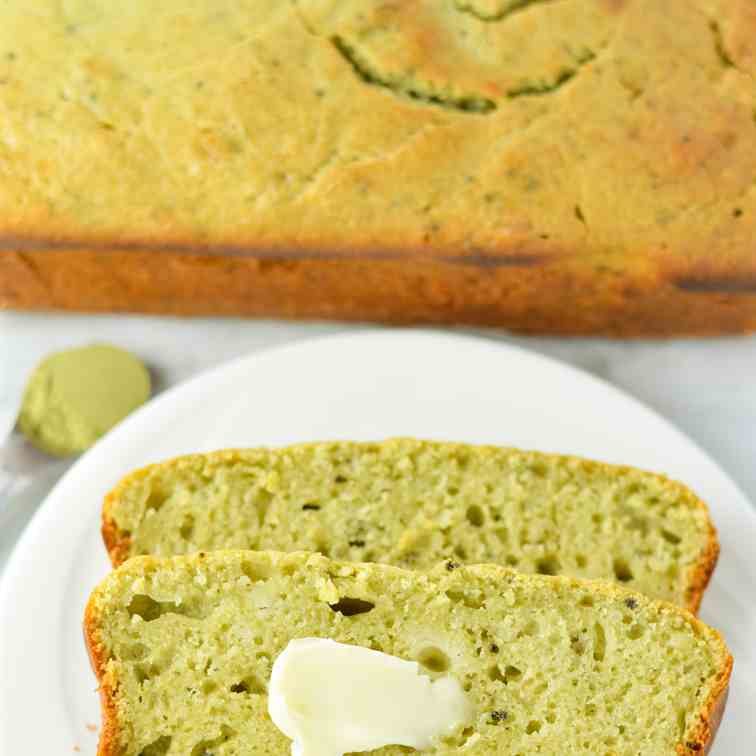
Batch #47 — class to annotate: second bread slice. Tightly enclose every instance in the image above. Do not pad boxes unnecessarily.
[102,439,718,611]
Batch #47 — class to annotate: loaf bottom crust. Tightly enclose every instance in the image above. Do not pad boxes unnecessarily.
[3,249,756,337]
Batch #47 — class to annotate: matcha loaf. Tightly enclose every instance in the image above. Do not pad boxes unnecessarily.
[3,1,756,335]
[102,440,718,612]
[84,550,732,756]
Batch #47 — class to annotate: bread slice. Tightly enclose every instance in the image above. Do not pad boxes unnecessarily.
[102,439,718,612]
[84,550,731,756]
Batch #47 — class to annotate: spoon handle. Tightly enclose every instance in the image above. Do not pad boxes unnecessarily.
[0,432,69,529]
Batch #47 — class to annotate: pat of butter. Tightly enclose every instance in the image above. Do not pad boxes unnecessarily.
[268,638,472,756]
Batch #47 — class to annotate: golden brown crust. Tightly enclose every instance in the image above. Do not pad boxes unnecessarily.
[83,593,123,756]
[684,520,721,616]
[100,440,719,614]
[101,488,133,569]
[702,682,730,755]
[4,247,756,337]
[682,652,733,755]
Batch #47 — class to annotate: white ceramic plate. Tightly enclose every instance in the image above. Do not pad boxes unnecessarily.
[0,330,754,754]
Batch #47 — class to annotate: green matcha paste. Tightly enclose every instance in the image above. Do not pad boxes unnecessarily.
[18,344,151,457]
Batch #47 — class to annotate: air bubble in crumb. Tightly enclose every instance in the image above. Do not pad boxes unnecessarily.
[613,558,634,583]
[466,505,484,527]
[417,647,450,673]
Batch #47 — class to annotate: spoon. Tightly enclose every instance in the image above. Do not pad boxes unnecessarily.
[0,412,73,529]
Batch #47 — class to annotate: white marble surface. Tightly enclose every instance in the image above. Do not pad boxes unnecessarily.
[2,310,756,573]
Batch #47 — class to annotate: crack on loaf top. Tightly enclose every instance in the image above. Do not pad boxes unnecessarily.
[330,35,497,114]
[709,19,735,69]
[454,0,560,23]
[297,1,606,113]
[506,49,596,98]
[704,14,755,83]
[290,0,317,36]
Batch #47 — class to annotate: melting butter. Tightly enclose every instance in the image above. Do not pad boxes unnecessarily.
[268,638,472,756]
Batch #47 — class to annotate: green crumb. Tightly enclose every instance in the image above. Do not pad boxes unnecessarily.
[18,343,151,457]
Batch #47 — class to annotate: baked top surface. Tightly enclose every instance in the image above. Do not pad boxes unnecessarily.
[1,0,755,276]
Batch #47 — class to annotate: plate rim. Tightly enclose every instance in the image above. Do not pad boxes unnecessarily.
[1,327,754,752]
